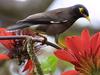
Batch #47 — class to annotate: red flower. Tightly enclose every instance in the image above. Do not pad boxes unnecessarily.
[54,29,100,75]
[0,54,10,60]
[0,28,36,53]
[0,28,35,72]
[23,59,35,72]
[0,28,15,51]
[61,70,79,75]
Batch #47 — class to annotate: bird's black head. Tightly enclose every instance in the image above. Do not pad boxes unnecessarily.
[72,4,90,21]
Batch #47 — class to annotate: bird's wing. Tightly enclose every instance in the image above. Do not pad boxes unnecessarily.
[18,8,69,24]
[7,8,69,30]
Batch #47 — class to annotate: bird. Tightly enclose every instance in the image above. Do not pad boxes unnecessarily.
[7,4,90,34]
[7,4,90,47]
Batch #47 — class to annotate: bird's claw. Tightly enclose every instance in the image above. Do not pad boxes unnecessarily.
[35,33,47,45]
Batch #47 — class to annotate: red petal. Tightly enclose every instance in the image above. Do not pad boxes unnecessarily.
[61,70,79,75]
[0,54,10,60]
[28,73,33,75]
[23,60,34,72]
[81,28,90,55]
[66,36,81,51]
[0,28,15,50]
[54,50,77,64]
[65,36,81,56]
[90,32,100,56]
[95,33,100,56]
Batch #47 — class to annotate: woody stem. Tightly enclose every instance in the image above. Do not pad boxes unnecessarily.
[0,36,61,49]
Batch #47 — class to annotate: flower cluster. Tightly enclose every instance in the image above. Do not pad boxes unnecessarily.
[54,29,100,75]
[0,28,36,73]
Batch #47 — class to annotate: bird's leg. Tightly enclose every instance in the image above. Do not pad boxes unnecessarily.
[55,34,59,44]
[55,34,66,49]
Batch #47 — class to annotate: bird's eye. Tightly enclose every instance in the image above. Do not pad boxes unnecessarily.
[79,7,84,14]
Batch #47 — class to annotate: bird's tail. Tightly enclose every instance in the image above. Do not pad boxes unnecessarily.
[7,20,52,31]
[7,23,32,31]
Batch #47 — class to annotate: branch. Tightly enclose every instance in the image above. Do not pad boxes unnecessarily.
[27,37,44,75]
[0,36,61,49]
[0,36,61,75]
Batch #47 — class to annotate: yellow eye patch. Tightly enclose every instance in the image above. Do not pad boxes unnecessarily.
[79,7,84,14]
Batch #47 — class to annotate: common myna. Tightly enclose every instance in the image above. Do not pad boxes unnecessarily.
[7,4,90,35]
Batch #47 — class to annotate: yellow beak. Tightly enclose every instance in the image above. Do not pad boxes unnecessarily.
[85,16,90,21]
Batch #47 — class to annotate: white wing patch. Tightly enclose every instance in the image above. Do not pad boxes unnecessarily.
[50,20,68,24]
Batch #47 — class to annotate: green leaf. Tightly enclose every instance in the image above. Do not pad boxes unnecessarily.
[41,55,58,74]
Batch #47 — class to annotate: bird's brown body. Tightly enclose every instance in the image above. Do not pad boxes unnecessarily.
[7,4,89,36]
